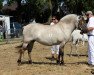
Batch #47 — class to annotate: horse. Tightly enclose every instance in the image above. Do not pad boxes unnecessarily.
[70,29,88,57]
[17,14,85,65]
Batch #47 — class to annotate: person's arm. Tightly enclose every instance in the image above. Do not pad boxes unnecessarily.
[87,27,94,32]
[87,18,94,32]
[80,27,94,34]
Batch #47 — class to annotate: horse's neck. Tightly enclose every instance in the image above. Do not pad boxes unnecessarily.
[59,22,75,34]
[58,23,75,40]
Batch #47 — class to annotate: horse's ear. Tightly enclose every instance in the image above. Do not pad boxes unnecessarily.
[81,11,85,16]
[77,16,80,21]
[77,15,83,21]
[81,11,87,20]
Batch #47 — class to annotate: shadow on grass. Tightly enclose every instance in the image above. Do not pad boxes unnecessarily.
[19,60,57,65]
[45,57,57,61]
[19,61,88,67]
[66,61,88,65]
[67,54,88,57]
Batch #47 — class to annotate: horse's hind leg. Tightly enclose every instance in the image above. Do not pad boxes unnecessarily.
[17,42,28,65]
[27,40,35,64]
[69,43,73,57]
[17,47,26,65]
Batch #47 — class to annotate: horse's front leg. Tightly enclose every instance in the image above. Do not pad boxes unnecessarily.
[60,46,64,65]
[28,52,32,64]
[56,42,65,65]
[56,52,60,64]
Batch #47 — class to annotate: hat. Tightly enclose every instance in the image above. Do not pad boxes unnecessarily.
[86,11,93,15]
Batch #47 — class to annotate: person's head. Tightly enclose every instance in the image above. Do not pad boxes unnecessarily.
[51,16,59,24]
[86,11,93,18]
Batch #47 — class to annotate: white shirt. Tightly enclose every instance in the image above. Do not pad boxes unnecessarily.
[87,17,94,35]
[50,22,55,26]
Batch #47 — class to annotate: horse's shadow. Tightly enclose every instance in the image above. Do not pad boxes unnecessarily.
[20,61,57,65]
[67,54,88,57]
[19,56,57,65]
[45,57,57,61]
[19,56,88,66]
[45,56,88,65]
[66,61,88,65]
[19,60,88,66]
[18,56,56,65]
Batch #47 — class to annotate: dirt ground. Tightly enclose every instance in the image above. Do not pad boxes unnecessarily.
[0,41,94,75]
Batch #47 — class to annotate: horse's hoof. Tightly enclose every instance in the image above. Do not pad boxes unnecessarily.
[60,61,64,65]
[28,60,32,64]
[51,59,54,63]
[56,60,60,65]
[17,59,21,63]
[69,55,72,57]
[17,60,21,65]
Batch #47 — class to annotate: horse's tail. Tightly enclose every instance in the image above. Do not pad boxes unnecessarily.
[15,43,24,53]
[16,43,25,58]
[15,44,23,48]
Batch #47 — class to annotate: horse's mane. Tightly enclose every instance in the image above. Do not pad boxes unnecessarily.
[60,14,77,23]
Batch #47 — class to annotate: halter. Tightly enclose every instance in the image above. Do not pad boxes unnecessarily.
[77,15,86,30]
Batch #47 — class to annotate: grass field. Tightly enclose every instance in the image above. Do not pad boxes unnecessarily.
[0,41,94,75]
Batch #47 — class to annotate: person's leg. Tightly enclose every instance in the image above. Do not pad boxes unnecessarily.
[56,45,60,58]
[88,36,94,65]
[51,45,55,59]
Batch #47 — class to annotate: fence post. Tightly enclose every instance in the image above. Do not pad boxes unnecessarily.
[0,31,4,42]
[5,29,9,43]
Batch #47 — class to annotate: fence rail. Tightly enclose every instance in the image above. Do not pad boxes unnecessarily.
[0,29,23,44]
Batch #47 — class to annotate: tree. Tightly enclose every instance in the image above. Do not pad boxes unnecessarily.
[0,0,3,10]
[64,0,94,14]
[1,0,94,23]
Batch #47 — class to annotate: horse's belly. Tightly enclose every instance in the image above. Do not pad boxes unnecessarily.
[36,39,54,46]
[36,37,62,46]
[37,41,53,46]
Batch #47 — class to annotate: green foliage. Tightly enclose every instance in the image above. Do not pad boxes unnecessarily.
[8,0,15,4]
[64,0,94,14]
[35,0,49,13]
[1,0,94,23]
[0,0,3,9]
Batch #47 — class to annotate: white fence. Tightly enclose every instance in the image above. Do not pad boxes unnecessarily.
[0,29,23,44]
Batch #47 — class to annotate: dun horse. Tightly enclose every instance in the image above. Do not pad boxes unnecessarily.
[17,14,84,65]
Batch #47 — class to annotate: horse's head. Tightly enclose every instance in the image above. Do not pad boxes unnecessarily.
[77,15,86,30]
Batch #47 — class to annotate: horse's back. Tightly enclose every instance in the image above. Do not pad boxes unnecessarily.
[23,23,44,41]
[23,23,47,34]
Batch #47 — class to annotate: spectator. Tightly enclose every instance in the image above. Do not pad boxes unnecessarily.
[50,15,60,60]
[86,11,94,66]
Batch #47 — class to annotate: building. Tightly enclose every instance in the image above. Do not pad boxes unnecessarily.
[0,15,11,35]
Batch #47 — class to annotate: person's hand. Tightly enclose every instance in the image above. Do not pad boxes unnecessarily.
[80,31,83,34]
